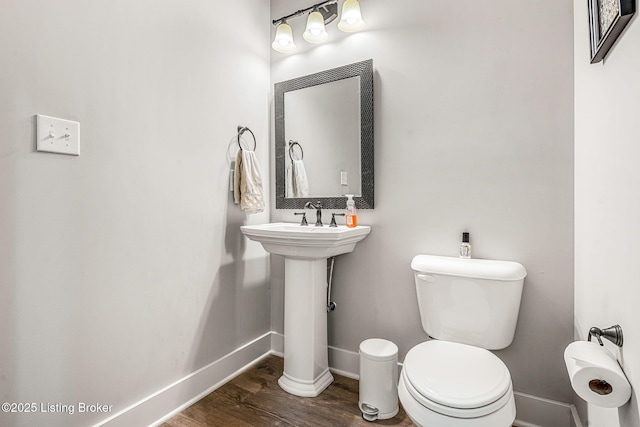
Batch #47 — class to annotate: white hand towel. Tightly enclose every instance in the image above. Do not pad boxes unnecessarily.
[286,164,294,198]
[292,158,309,198]
[234,149,265,214]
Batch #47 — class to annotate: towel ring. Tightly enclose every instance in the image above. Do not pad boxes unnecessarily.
[288,140,304,161]
[237,126,256,151]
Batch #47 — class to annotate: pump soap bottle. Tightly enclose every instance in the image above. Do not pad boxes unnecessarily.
[459,232,471,259]
[345,194,358,228]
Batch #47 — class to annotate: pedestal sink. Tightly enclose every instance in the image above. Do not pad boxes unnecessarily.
[240,222,371,397]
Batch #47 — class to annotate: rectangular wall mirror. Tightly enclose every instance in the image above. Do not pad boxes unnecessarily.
[274,59,374,209]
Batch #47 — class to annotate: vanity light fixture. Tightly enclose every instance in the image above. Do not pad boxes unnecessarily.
[272,0,365,53]
[303,9,329,43]
[338,0,366,32]
[272,20,296,53]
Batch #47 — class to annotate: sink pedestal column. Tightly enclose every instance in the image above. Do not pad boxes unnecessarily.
[278,257,334,397]
[240,223,371,397]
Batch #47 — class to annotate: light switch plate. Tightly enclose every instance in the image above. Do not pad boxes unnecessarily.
[36,114,80,156]
[340,171,348,186]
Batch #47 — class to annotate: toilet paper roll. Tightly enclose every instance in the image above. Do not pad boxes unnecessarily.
[564,341,631,408]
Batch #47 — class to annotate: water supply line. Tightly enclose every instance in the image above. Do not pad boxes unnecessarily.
[327,256,337,311]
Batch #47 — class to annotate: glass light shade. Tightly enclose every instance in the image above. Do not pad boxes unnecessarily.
[303,11,328,43]
[272,22,296,53]
[338,0,365,32]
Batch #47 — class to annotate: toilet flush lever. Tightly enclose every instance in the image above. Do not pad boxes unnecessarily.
[416,274,435,283]
[588,325,623,347]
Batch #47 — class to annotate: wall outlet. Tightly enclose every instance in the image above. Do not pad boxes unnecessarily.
[340,171,348,186]
[36,115,80,156]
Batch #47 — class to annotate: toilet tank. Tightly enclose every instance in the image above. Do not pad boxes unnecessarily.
[411,255,527,350]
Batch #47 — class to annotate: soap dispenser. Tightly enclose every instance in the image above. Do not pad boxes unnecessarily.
[345,194,358,228]
[459,232,471,258]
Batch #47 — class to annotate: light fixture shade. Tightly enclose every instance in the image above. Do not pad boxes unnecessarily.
[272,22,296,53]
[338,0,365,32]
[303,11,328,43]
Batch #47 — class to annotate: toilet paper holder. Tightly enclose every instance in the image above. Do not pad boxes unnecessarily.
[588,324,623,347]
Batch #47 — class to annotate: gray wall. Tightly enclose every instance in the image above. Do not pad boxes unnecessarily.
[0,1,271,426]
[271,0,575,403]
[574,1,640,426]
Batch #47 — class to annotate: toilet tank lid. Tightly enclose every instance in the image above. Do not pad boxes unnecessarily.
[411,255,527,281]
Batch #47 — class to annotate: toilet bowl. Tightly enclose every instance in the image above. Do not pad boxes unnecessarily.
[398,341,515,427]
[399,255,527,427]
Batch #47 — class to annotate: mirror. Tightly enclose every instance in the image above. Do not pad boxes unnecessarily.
[285,77,361,199]
[275,59,374,209]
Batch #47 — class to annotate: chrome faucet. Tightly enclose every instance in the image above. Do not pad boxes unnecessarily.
[305,201,323,226]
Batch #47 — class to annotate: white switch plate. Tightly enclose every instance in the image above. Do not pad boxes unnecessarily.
[36,115,80,156]
[340,171,348,186]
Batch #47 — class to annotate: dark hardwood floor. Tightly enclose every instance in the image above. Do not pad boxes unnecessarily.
[161,355,414,426]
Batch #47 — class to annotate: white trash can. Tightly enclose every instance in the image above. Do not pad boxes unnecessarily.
[358,338,399,421]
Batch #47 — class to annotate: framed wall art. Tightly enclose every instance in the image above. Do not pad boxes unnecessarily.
[588,0,636,63]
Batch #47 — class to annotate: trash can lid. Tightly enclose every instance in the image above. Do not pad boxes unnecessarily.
[360,338,398,361]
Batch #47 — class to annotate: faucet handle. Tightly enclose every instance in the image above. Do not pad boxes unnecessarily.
[329,213,345,227]
[294,212,308,226]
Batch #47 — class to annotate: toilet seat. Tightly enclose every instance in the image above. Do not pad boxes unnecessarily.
[402,340,512,418]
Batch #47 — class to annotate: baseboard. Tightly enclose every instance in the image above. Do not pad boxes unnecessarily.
[271,331,284,357]
[513,392,584,427]
[93,332,272,427]
[328,345,361,379]
[569,404,584,427]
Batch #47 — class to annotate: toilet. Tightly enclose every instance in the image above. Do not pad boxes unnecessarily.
[398,254,527,427]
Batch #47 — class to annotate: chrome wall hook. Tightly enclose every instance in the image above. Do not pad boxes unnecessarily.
[588,325,623,347]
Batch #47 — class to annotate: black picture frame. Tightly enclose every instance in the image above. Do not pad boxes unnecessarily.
[588,0,636,63]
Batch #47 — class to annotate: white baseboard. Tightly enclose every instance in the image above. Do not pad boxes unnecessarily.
[328,345,360,380]
[513,392,583,427]
[93,332,584,427]
[569,405,584,427]
[93,332,272,427]
[271,331,284,357]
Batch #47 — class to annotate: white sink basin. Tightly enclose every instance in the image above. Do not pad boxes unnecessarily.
[240,221,371,397]
[241,222,371,260]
